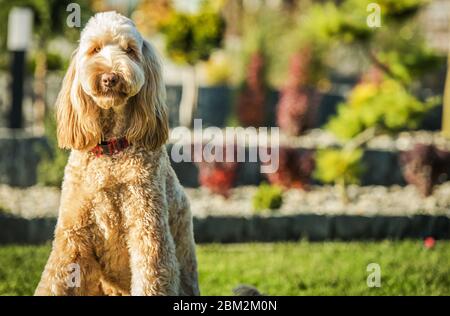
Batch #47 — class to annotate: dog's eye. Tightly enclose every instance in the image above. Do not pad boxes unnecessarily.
[125,47,133,54]
[93,47,101,54]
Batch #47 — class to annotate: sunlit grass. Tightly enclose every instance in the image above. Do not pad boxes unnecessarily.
[0,241,449,295]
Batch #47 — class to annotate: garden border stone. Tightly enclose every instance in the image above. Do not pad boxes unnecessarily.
[1,212,448,245]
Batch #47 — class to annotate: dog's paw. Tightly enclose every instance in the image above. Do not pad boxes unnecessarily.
[232,284,264,296]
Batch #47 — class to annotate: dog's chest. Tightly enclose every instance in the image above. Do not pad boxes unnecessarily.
[90,188,131,283]
[77,149,152,190]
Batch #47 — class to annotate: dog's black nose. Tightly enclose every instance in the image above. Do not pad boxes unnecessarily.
[101,73,118,88]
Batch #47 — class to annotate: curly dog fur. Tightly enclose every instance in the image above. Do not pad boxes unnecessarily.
[35,12,199,296]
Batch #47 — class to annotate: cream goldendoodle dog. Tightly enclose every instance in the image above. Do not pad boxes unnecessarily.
[35,11,199,296]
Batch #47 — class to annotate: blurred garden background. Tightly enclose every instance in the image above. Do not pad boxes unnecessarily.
[0,0,449,295]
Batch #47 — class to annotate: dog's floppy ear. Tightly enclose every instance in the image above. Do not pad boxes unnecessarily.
[126,40,169,150]
[56,49,101,151]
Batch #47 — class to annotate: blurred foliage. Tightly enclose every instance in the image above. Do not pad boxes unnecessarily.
[400,144,450,197]
[236,52,267,127]
[304,0,442,194]
[0,54,8,71]
[300,0,441,82]
[238,6,326,88]
[299,0,429,45]
[376,41,443,85]
[314,149,364,186]
[376,0,429,19]
[276,49,320,136]
[266,147,315,189]
[0,50,67,73]
[0,0,94,49]
[197,145,238,198]
[327,77,440,140]
[36,113,68,187]
[27,51,67,73]
[202,50,232,85]
[299,1,370,46]
[230,0,441,143]
[236,0,440,88]
[133,0,174,36]
[252,182,283,212]
[160,3,225,65]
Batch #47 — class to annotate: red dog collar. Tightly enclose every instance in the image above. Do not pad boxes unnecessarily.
[90,137,130,157]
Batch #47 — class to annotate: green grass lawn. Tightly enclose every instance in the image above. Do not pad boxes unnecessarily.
[0,241,449,295]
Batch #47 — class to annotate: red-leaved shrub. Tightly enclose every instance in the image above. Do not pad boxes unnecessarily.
[276,49,320,136]
[400,144,450,196]
[196,145,239,197]
[264,147,315,189]
[237,52,267,127]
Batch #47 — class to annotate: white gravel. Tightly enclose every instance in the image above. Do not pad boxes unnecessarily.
[278,129,450,151]
[0,185,60,219]
[186,184,450,217]
[169,128,450,151]
[1,183,450,219]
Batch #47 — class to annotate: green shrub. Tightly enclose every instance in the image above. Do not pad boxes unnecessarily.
[326,79,439,140]
[300,0,429,45]
[160,9,224,65]
[314,148,364,203]
[252,183,283,212]
[36,114,69,187]
[314,149,364,186]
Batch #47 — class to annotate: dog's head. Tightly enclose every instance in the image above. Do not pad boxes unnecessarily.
[56,11,168,151]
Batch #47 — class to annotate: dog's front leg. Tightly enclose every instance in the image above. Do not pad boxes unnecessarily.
[124,185,180,296]
[172,198,200,296]
[35,190,102,296]
[35,227,102,296]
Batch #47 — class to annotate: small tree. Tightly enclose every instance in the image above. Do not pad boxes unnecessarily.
[299,0,442,202]
[314,148,364,203]
[326,73,439,141]
[322,71,438,202]
[160,6,225,127]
